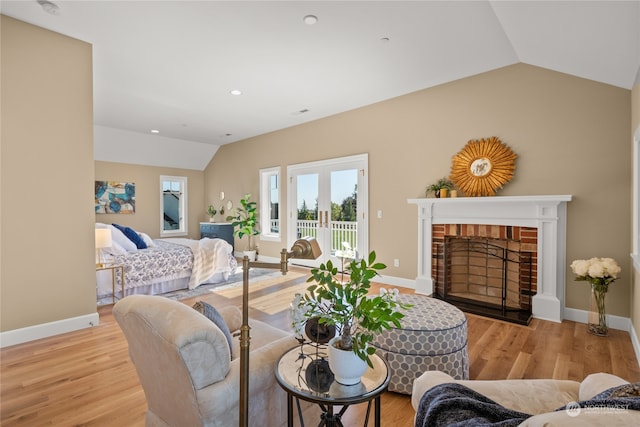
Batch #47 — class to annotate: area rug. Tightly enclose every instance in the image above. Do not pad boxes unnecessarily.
[161,267,286,301]
[212,270,308,314]
[97,267,282,306]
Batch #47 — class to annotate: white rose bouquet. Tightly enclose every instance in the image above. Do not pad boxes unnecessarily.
[570,257,621,336]
[570,257,621,289]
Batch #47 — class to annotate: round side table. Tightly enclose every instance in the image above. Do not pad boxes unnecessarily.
[275,343,390,427]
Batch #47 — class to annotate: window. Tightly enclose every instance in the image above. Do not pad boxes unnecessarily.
[160,175,187,237]
[260,167,281,242]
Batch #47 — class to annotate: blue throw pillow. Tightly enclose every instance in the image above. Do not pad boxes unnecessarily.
[193,301,233,358]
[112,223,147,249]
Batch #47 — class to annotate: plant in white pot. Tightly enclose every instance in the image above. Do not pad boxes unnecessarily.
[207,205,217,222]
[226,193,260,260]
[299,251,412,385]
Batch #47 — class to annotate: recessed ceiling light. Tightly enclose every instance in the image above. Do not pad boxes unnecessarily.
[150,129,160,134]
[292,109,310,116]
[37,0,60,16]
[380,37,390,43]
[303,15,318,25]
[230,90,242,96]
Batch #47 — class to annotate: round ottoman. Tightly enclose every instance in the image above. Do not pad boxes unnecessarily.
[373,294,468,394]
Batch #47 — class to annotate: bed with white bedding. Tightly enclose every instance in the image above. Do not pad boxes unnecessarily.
[96,223,237,300]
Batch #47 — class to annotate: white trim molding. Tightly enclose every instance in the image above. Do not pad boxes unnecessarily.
[408,195,572,323]
[0,313,99,348]
[563,307,630,332]
[631,321,640,369]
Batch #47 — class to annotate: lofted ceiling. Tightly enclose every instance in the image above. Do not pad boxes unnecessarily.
[2,1,639,167]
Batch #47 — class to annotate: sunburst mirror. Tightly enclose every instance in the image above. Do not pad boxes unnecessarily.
[450,137,517,197]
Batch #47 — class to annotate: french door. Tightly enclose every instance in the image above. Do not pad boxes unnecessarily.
[287,154,368,268]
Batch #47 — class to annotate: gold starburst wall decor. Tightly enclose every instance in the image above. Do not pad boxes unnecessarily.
[450,136,517,197]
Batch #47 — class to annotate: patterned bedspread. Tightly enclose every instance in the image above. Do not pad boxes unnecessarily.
[112,240,193,289]
[97,238,237,299]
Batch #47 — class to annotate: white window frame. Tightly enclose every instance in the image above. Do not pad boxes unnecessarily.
[633,125,640,272]
[259,166,281,242]
[160,175,188,237]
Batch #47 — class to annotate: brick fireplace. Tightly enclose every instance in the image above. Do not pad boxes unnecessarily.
[408,195,571,323]
[433,224,538,324]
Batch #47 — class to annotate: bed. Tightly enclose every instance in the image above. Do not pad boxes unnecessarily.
[96,223,237,301]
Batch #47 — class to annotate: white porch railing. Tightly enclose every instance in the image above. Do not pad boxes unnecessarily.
[294,219,358,254]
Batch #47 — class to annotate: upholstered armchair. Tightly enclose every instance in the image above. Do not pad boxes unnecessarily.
[113,295,299,427]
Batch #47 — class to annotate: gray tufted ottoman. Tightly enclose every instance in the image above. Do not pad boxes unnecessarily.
[373,294,469,394]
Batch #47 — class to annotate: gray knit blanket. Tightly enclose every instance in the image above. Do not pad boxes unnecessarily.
[415,382,640,427]
[415,383,529,427]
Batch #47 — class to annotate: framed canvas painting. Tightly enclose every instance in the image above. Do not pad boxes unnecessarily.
[95,181,135,214]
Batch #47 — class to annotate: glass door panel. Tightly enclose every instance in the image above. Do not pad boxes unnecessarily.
[288,154,368,268]
[329,169,358,268]
[293,173,322,268]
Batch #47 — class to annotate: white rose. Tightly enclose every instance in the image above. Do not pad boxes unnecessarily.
[601,258,621,278]
[570,259,590,276]
[588,262,605,278]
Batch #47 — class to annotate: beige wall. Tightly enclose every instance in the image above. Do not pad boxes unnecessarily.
[95,162,205,239]
[1,16,95,331]
[206,63,632,317]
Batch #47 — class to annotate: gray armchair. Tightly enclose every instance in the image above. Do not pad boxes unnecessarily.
[113,295,298,427]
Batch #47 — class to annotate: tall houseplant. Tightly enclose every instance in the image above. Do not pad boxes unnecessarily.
[299,251,412,370]
[226,194,260,257]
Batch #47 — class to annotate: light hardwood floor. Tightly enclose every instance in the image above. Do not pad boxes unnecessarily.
[2,267,639,426]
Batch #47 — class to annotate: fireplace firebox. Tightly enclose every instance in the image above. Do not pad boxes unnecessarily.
[435,236,533,324]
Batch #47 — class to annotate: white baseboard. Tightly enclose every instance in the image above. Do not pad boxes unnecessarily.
[272,255,416,290]
[563,306,630,331]
[372,274,416,290]
[0,312,100,348]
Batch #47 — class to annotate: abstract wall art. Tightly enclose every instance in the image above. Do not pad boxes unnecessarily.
[95,181,135,214]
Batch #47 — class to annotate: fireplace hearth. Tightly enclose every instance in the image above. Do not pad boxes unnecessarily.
[435,237,533,325]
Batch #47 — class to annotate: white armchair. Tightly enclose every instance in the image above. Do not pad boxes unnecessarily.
[113,295,299,427]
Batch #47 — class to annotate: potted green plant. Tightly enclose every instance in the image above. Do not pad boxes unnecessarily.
[298,251,412,384]
[427,177,454,198]
[226,193,260,260]
[207,205,217,222]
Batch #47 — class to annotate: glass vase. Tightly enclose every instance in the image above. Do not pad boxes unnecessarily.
[588,283,608,336]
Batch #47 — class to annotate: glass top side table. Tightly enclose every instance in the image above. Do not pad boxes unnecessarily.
[96,263,125,304]
[275,343,390,427]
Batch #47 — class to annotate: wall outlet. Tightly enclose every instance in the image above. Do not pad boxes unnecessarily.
[393,258,399,267]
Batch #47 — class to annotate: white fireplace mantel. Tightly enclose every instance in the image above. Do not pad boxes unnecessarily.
[408,195,572,323]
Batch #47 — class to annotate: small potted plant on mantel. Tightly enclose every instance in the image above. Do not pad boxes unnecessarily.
[226,193,260,260]
[427,177,454,198]
[297,251,412,385]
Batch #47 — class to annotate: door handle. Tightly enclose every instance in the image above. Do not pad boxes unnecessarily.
[318,211,322,228]
[324,211,329,228]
